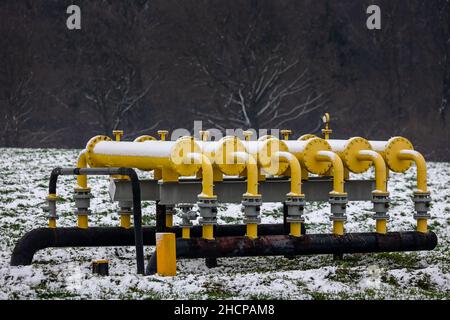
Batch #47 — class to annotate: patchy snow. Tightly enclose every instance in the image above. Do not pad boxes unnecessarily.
[0,148,449,299]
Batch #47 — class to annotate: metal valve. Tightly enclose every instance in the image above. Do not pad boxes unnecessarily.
[197,198,218,225]
[329,194,348,223]
[242,196,262,224]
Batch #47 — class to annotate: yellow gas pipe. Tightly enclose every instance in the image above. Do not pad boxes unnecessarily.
[370,137,430,233]
[398,149,429,233]
[315,150,346,235]
[274,151,304,237]
[397,150,428,193]
[184,152,216,240]
[356,150,389,234]
[232,151,260,239]
[112,130,132,228]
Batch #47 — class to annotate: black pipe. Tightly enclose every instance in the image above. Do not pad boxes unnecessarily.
[155,202,166,232]
[46,167,145,275]
[10,224,287,266]
[145,231,438,274]
[175,232,438,258]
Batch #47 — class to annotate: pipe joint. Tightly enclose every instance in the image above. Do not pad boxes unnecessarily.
[329,194,348,222]
[198,198,218,225]
[74,189,94,216]
[285,196,306,223]
[43,194,59,220]
[413,192,432,220]
[242,196,262,224]
[372,194,390,220]
[178,204,197,227]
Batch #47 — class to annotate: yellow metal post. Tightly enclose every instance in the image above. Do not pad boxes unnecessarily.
[290,223,302,237]
[321,113,332,139]
[417,218,428,233]
[120,214,131,229]
[246,223,258,239]
[156,233,177,276]
[281,129,293,140]
[112,130,124,141]
[158,130,169,141]
[202,224,214,240]
[48,218,57,229]
[182,227,190,239]
[78,215,88,229]
[333,221,344,236]
[376,219,387,234]
[165,214,173,228]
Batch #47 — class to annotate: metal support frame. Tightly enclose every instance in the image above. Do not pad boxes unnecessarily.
[109,178,376,204]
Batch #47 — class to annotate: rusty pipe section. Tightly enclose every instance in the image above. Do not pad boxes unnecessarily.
[174,232,437,259]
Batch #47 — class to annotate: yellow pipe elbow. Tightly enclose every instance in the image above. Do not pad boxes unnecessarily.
[76,150,88,190]
[185,153,215,198]
[316,151,345,194]
[275,151,302,196]
[357,150,387,193]
[398,150,428,193]
[233,152,259,196]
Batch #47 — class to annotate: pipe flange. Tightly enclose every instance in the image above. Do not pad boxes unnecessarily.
[285,195,305,219]
[134,135,156,142]
[413,192,431,219]
[372,193,390,216]
[74,190,94,213]
[384,137,414,173]
[43,195,59,219]
[85,135,112,167]
[119,207,132,215]
[75,209,91,216]
[118,200,133,210]
[286,216,305,223]
[198,198,218,224]
[178,203,197,227]
[329,194,348,220]
[242,196,262,224]
[166,205,176,215]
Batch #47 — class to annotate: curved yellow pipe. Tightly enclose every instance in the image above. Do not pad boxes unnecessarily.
[274,151,302,196]
[76,150,88,190]
[232,152,259,197]
[397,150,428,193]
[315,151,345,194]
[356,150,387,193]
[184,153,215,199]
[274,151,304,237]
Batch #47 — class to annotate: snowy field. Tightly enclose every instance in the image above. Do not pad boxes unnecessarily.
[0,148,449,300]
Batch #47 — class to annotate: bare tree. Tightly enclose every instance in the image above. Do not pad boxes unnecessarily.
[179,0,326,130]
[0,7,37,147]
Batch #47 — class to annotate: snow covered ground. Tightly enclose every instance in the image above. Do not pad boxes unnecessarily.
[0,148,448,299]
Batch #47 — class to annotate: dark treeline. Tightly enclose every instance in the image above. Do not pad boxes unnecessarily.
[1,0,449,160]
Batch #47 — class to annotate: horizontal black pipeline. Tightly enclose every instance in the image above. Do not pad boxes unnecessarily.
[174,232,438,259]
[10,224,288,266]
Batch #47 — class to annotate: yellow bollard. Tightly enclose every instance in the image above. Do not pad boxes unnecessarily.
[156,233,177,276]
